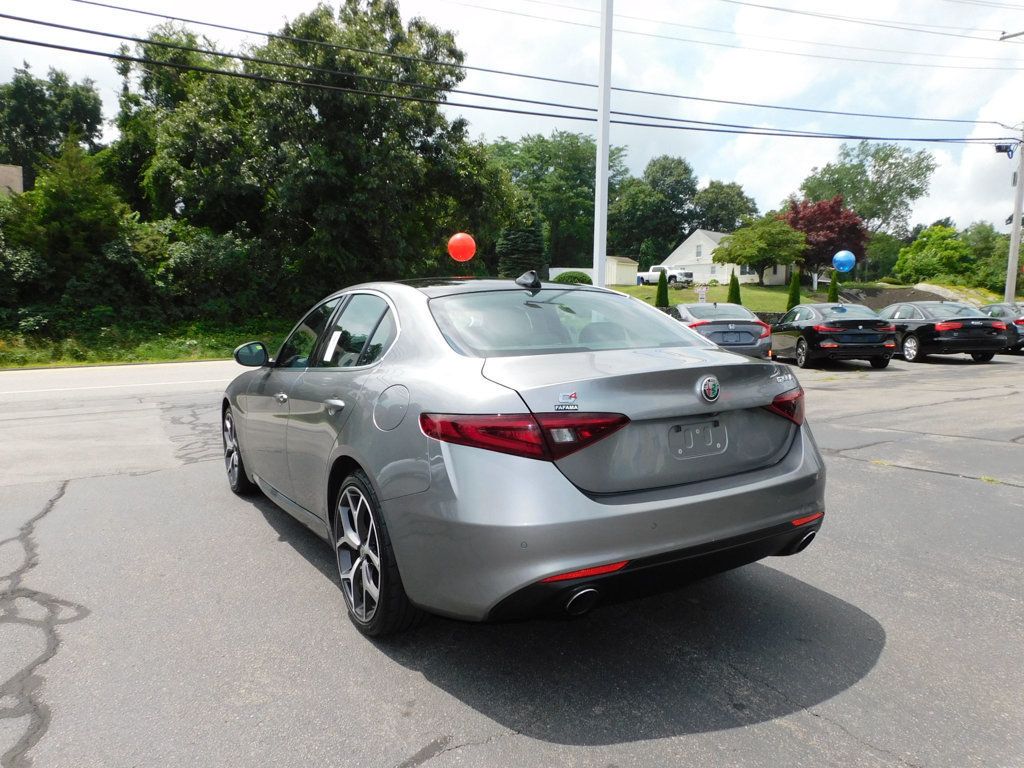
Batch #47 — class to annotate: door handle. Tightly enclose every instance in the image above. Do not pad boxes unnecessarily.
[274,392,288,404]
[324,398,346,415]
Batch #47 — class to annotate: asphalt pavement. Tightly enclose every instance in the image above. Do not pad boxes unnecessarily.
[1,354,1022,767]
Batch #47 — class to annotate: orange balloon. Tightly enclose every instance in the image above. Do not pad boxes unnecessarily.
[447,232,476,262]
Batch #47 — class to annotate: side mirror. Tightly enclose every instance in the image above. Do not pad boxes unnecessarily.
[233,341,269,367]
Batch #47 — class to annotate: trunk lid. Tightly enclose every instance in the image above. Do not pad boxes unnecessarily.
[816,317,892,344]
[482,348,797,494]
[693,319,766,345]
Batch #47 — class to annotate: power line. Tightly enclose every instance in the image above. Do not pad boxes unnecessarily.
[715,0,1018,43]
[444,0,1024,69]
[1,33,1015,145]
[520,0,1020,59]
[942,0,1024,9]
[58,0,1009,126]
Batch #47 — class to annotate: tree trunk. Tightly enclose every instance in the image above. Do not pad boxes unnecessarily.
[755,265,766,286]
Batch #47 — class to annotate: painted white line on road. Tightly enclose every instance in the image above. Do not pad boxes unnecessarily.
[0,379,233,395]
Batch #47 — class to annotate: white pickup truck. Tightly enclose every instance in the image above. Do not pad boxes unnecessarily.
[637,265,694,286]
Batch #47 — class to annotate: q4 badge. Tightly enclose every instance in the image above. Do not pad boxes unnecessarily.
[554,391,579,411]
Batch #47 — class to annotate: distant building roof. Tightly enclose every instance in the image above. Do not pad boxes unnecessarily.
[693,229,727,244]
[608,255,639,265]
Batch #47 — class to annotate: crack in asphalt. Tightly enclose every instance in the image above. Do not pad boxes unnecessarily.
[824,389,1019,423]
[160,401,222,465]
[720,659,924,768]
[827,453,1024,488]
[0,481,89,768]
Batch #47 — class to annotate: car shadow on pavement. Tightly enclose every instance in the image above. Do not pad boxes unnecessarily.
[374,565,885,744]
[249,497,885,745]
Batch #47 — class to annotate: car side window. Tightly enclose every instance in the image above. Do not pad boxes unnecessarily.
[891,306,907,320]
[794,308,812,322]
[358,310,397,366]
[277,298,341,369]
[909,307,925,320]
[779,309,799,324]
[318,294,389,368]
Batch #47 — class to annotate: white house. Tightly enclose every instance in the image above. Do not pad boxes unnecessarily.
[659,229,790,286]
[549,256,639,286]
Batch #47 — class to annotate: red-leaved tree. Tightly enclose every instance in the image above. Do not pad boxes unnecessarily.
[781,196,867,281]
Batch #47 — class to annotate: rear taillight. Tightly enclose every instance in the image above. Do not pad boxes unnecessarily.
[763,387,804,426]
[755,320,771,338]
[993,321,1008,331]
[877,324,896,332]
[1014,318,1024,326]
[935,321,962,332]
[420,412,629,461]
[688,320,710,329]
[813,324,842,333]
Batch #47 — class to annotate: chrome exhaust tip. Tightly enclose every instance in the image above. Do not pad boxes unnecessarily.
[565,587,600,616]
[793,529,816,553]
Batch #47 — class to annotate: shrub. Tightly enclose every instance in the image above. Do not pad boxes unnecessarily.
[655,269,669,308]
[707,278,720,287]
[827,269,840,301]
[727,270,742,304]
[551,270,592,285]
[878,276,902,285]
[786,270,801,310]
[497,220,546,278]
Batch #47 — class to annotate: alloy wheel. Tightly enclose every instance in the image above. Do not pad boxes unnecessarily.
[903,336,919,362]
[796,339,808,367]
[222,410,240,486]
[333,485,382,623]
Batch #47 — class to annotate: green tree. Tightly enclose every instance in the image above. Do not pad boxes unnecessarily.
[713,214,806,286]
[864,232,903,280]
[144,4,513,308]
[786,270,801,311]
[959,221,1013,292]
[800,141,936,236]
[827,270,839,301]
[0,65,103,188]
[496,212,546,278]
[692,180,758,233]
[655,268,669,308]
[643,155,698,232]
[490,131,627,266]
[608,178,674,256]
[638,237,668,271]
[727,270,742,304]
[893,225,973,284]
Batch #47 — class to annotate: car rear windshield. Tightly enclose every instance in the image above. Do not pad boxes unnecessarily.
[684,303,756,320]
[820,304,878,319]
[925,303,980,318]
[429,289,712,357]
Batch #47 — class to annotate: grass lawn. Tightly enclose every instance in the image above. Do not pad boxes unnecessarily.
[0,318,294,369]
[617,282,828,312]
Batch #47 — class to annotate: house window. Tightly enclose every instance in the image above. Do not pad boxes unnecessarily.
[695,244,702,259]
[709,263,717,275]
[772,265,778,275]
[740,265,754,276]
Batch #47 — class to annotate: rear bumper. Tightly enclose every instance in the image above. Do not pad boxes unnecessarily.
[382,424,826,621]
[719,339,771,358]
[925,337,1008,354]
[810,342,893,360]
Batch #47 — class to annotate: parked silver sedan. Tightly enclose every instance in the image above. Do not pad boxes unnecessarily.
[223,274,827,636]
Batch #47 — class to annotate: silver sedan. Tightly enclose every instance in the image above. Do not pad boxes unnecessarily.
[222,274,826,636]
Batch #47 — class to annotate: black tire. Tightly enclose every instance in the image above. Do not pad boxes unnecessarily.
[331,470,425,637]
[222,405,257,495]
[795,338,813,368]
[870,356,890,369]
[901,334,924,363]
[971,352,995,362]
[668,276,677,284]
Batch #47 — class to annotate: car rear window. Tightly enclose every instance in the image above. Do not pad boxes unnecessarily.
[429,289,711,357]
[925,303,979,318]
[684,303,756,320]
[820,304,878,319]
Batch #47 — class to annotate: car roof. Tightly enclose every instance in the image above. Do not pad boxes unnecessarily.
[395,277,608,298]
[676,302,743,309]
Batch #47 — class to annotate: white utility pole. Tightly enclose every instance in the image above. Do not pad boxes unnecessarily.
[1006,131,1024,303]
[591,0,613,288]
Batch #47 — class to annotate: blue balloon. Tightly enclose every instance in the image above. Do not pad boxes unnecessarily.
[832,250,856,273]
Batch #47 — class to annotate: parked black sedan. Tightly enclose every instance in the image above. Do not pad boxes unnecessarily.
[771,303,896,369]
[979,303,1024,353]
[877,301,1010,363]
[673,302,772,358]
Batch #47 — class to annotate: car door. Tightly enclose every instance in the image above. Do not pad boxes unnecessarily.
[285,292,396,517]
[245,298,341,497]
[886,305,910,341]
[772,308,800,357]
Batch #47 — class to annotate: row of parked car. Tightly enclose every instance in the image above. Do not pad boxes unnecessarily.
[672,300,1024,368]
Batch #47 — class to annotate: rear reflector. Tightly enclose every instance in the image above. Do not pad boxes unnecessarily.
[820,340,839,348]
[420,412,629,461]
[541,560,629,582]
[934,321,962,332]
[763,387,805,426]
[791,512,824,526]
[884,341,896,348]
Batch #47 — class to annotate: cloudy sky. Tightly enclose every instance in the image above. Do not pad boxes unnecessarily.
[3,0,1024,231]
